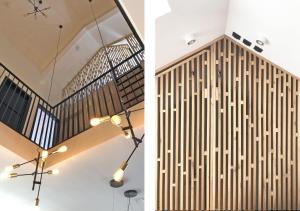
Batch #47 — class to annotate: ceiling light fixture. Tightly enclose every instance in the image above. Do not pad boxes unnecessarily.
[24,0,51,19]
[2,25,65,207]
[88,0,145,188]
[2,146,67,206]
[184,34,196,46]
[256,35,268,46]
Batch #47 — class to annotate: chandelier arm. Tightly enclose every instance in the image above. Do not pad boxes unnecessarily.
[125,145,139,164]
[32,152,40,191]
[19,158,37,166]
[17,173,35,177]
[35,161,45,202]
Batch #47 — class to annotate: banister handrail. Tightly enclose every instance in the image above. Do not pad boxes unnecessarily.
[54,49,143,107]
[0,63,53,109]
[0,41,144,150]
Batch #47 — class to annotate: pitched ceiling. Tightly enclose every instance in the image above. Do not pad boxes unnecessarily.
[0,0,116,71]
[0,127,144,211]
[156,0,300,77]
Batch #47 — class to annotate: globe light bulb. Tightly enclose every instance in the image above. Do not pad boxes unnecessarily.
[57,145,67,153]
[113,168,124,182]
[111,115,122,127]
[41,150,49,160]
[48,169,59,175]
[0,172,9,180]
[90,116,110,126]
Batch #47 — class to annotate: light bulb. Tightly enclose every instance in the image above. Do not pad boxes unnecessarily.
[113,168,124,182]
[4,166,13,172]
[113,161,127,182]
[57,145,67,153]
[124,130,132,139]
[111,115,122,127]
[4,164,20,172]
[90,116,110,126]
[41,150,49,160]
[48,169,59,175]
[0,172,9,180]
[90,117,101,127]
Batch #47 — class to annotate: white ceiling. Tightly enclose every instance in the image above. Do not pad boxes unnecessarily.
[0,2,132,104]
[42,9,132,104]
[225,0,300,78]
[156,0,300,77]
[0,0,116,71]
[155,0,229,69]
[0,127,144,211]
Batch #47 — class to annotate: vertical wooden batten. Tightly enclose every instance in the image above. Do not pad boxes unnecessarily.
[156,36,300,210]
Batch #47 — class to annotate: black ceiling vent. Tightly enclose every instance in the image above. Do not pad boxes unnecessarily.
[254,45,263,53]
[232,32,241,40]
[243,39,252,47]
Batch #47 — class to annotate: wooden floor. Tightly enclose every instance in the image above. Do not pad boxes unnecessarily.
[156,36,300,210]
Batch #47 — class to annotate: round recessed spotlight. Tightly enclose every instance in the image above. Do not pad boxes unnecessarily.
[184,34,196,46]
[255,35,268,46]
[256,39,264,46]
[187,39,196,46]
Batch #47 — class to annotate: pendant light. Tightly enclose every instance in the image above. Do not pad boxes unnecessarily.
[1,25,66,208]
[87,0,144,187]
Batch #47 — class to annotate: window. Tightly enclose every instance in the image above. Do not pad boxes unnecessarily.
[30,105,59,149]
[0,77,31,132]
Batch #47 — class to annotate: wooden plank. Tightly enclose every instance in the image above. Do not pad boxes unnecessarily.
[156,37,300,211]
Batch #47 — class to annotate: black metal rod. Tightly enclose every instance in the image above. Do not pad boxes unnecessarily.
[32,100,42,142]
[43,105,52,149]
[76,94,80,134]
[80,90,86,130]
[90,84,96,117]
[0,78,19,121]
[67,98,71,139]
[58,104,64,143]
[62,102,66,141]
[126,145,138,163]
[0,63,52,108]
[32,152,40,191]
[35,160,45,201]
[85,88,91,126]
[37,102,47,146]
[113,0,144,49]
[7,84,27,126]
[45,107,54,150]
[72,97,75,138]
[96,82,103,116]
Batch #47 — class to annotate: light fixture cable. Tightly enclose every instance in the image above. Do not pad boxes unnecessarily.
[48,25,63,102]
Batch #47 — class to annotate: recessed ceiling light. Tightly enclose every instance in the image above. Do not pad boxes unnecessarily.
[256,35,268,46]
[184,34,196,46]
[256,39,264,46]
[187,39,196,46]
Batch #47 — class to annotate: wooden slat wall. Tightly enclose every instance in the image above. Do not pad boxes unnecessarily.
[156,36,300,210]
